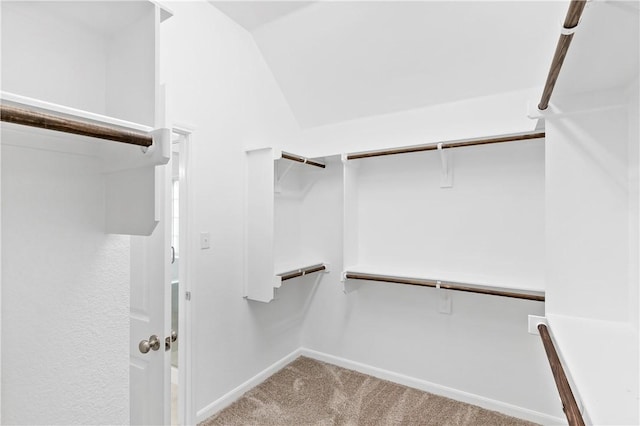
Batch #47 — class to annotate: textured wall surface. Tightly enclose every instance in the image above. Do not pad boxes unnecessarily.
[1,144,130,424]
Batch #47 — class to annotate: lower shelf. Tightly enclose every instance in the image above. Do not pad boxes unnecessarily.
[277,263,328,282]
[342,270,545,301]
[545,314,639,425]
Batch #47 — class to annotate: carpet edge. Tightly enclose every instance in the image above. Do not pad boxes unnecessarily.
[196,346,566,426]
[299,348,566,426]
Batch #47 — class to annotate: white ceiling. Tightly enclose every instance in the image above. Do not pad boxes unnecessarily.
[210,1,639,128]
[211,1,314,31]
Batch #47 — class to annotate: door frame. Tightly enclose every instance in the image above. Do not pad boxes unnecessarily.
[172,124,194,426]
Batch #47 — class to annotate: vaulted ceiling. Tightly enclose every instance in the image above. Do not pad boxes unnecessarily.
[211,1,639,128]
[212,1,314,31]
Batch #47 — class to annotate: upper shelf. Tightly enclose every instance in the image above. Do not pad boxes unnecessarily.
[1,92,169,173]
[274,150,326,196]
[343,265,544,301]
[345,131,545,160]
[1,92,170,236]
[1,91,152,141]
[1,1,169,237]
[280,151,326,168]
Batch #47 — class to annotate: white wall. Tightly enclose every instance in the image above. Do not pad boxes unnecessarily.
[1,2,107,115]
[545,90,630,322]
[628,79,639,334]
[350,140,544,291]
[293,88,541,158]
[250,2,566,128]
[543,85,639,425]
[1,141,130,424]
[1,1,156,125]
[290,91,562,421]
[160,2,314,421]
[105,7,156,126]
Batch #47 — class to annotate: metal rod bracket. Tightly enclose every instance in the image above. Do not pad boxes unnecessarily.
[528,315,548,335]
[560,23,579,35]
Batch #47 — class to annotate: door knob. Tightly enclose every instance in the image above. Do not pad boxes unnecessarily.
[139,335,161,354]
[165,330,178,351]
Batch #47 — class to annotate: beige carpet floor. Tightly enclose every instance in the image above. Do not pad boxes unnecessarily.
[199,357,538,426]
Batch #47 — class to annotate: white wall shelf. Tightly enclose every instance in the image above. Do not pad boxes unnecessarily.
[1,92,169,170]
[1,0,168,237]
[342,267,544,301]
[245,147,329,302]
[1,92,170,236]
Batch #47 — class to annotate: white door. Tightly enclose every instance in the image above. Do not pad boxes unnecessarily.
[130,163,172,425]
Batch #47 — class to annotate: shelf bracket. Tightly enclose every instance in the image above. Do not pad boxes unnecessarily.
[274,161,295,193]
[341,270,361,294]
[436,281,452,314]
[437,143,453,188]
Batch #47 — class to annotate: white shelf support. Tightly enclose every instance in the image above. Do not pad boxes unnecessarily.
[436,281,452,314]
[437,142,453,188]
[275,161,295,193]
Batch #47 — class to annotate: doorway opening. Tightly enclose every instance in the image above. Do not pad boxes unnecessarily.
[171,127,192,425]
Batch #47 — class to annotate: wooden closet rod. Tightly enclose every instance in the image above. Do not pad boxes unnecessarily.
[279,264,326,281]
[344,272,545,301]
[346,132,545,160]
[538,324,585,426]
[538,0,588,110]
[0,103,153,147]
[281,152,326,168]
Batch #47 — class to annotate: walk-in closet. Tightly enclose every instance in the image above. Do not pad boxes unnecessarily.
[1,0,638,425]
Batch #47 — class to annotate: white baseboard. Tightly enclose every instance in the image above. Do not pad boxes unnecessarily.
[195,348,303,423]
[196,346,565,426]
[300,348,566,426]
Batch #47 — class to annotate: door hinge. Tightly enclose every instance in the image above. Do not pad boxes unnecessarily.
[185,291,191,301]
